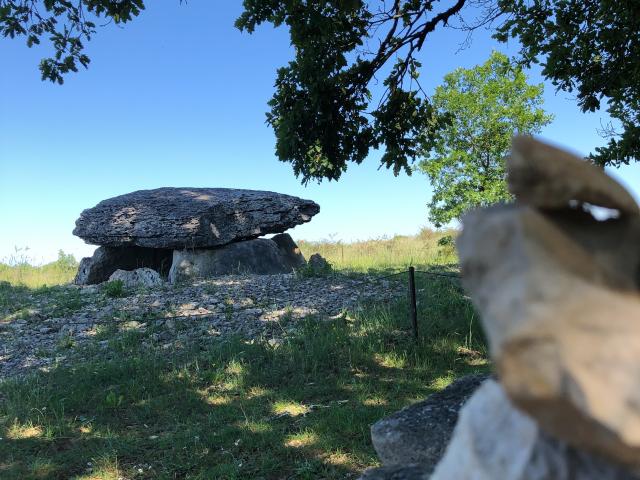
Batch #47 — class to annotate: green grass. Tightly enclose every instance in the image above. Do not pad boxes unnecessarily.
[0,273,487,479]
[0,232,484,478]
[0,282,90,321]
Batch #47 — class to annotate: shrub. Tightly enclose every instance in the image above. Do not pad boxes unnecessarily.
[103,280,125,298]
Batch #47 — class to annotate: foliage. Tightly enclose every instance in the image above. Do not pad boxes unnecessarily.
[237,0,638,180]
[102,279,125,298]
[236,0,467,183]
[495,0,640,168]
[0,0,145,83]
[5,2,639,173]
[54,249,77,269]
[7,1,638,173]
[437,235,455,248]
[418,51,552,226]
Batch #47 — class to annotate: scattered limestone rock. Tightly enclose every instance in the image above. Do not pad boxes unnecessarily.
[1,273,405,379]
[108,268,164,289]
[371,374,488,472]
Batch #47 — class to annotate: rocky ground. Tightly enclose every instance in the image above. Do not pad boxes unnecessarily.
[0,273,405,379]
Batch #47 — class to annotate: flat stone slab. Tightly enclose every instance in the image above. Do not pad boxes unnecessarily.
[371,373,488,472]
[73,188,320,248]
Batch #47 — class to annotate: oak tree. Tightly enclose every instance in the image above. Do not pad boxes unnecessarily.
[4,1,638,177]
[418,51,552,226]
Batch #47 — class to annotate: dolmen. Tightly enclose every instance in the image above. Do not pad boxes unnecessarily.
[73,187,319,284]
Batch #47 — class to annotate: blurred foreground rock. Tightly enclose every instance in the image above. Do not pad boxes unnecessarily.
[432,380,640,480]
[361,137,640,479]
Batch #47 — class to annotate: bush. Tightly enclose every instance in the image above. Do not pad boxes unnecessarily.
[103,280,125,298]
[295,254,333,278]
[437,235,455,248]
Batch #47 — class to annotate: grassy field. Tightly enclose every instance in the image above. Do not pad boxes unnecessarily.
[0,231,488,479]
[298,228,457,273]
[0,249,79,288]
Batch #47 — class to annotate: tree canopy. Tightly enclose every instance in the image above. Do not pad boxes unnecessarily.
[418,51,552,226]
[4,1,638,179]
[0,0,145,84]
[495,0,639,168]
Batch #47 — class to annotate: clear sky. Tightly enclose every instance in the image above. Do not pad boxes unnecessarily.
[1,2,639,264]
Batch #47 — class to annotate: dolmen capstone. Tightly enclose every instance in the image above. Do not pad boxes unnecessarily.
[73,187,319,284]
[361,137,640,479]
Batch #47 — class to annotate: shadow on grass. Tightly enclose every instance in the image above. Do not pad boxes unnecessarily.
[0,276,488,480]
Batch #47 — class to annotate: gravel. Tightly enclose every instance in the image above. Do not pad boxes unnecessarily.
[0,273,405,378]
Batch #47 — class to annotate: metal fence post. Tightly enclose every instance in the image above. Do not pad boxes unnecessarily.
[408,266,418,339]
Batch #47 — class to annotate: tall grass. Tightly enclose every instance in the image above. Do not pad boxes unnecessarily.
[0,248,78,288]
[298,228,458,273]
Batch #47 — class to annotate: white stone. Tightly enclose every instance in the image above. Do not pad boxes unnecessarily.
[432,380,640,480]
[108,268,163,289]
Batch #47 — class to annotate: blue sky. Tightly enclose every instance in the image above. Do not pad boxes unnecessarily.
[1,2,639,264]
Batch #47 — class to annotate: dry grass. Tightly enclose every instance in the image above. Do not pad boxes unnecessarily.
[0,248,78,288]
[298,228,457,272]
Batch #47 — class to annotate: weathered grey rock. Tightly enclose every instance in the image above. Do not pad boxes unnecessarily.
[508,136,639,216]
[271,233,306,268]
[108,268,163,289]
[73,187,320,248]
[168,238,296,283]
[371,374,488,471]
[431,380,640,480]
[308,253,331,273]
[74,246,173,285]
[458,138,640,468]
